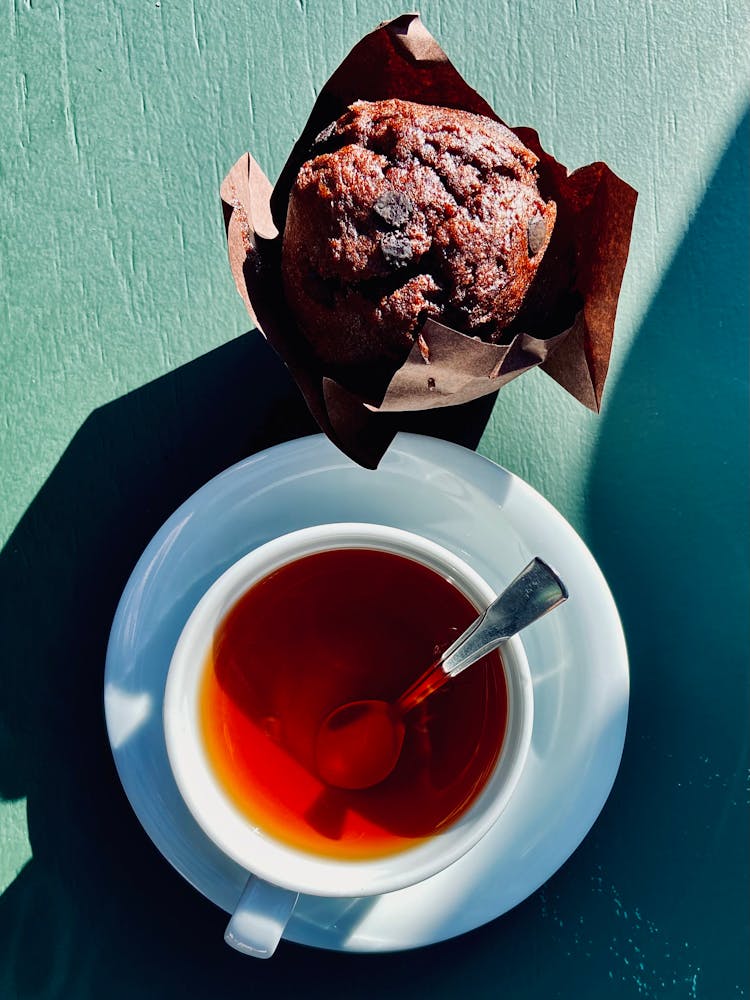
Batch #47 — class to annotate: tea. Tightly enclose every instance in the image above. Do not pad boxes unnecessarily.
[199,548,507,860]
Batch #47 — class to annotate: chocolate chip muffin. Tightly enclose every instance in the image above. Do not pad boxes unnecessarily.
[281,98,556,376]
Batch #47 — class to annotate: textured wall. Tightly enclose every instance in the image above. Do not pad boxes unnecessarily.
[1,2,748,997]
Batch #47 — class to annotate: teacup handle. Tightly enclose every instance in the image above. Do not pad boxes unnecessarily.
[224,875,299,958]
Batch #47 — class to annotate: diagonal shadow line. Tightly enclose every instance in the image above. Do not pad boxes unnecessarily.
[584,107,749,995]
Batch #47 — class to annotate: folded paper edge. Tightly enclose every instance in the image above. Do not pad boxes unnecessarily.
[220,153,277,330]
[539,164,638,411]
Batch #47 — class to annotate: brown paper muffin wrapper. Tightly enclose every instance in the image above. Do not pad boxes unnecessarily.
[221,13,637,468]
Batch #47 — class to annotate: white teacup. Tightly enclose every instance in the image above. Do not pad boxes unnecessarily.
[163,523,533,957]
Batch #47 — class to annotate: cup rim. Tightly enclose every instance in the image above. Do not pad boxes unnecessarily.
[163,522,533,898]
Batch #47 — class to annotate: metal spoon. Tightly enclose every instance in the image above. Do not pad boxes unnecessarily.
[315,557,568,790]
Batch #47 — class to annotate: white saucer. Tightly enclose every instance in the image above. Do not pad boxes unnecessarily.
[104,433,628,953]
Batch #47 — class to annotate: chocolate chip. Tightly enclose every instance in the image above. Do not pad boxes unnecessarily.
[374,190,414,227]
[380,231,413,266]
[527,216,547,257]
[427,376,436,391]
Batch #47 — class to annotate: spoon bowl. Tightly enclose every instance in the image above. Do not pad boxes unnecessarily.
[314,700,405,790]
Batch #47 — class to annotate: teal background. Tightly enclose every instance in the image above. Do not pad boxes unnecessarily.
[1,1,748,997]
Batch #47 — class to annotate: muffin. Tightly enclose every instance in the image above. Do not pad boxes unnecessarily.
[281,98,556,376]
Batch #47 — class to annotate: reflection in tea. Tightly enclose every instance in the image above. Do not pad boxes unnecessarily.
[200,549,507,859]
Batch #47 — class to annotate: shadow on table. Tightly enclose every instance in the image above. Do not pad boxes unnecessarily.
[0,329,500,999]
[583,109,749,995]
[3,112,746,999]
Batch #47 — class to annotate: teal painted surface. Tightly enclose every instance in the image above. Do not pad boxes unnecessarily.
[1,1,748,997]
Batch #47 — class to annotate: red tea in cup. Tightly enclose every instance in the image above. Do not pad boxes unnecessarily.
[200,548,507,859]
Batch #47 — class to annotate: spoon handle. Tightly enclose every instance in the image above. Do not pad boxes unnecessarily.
[442,557,567,677]
[396,558,567,714]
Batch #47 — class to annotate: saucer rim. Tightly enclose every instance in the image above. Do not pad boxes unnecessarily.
[104,432,629,953]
